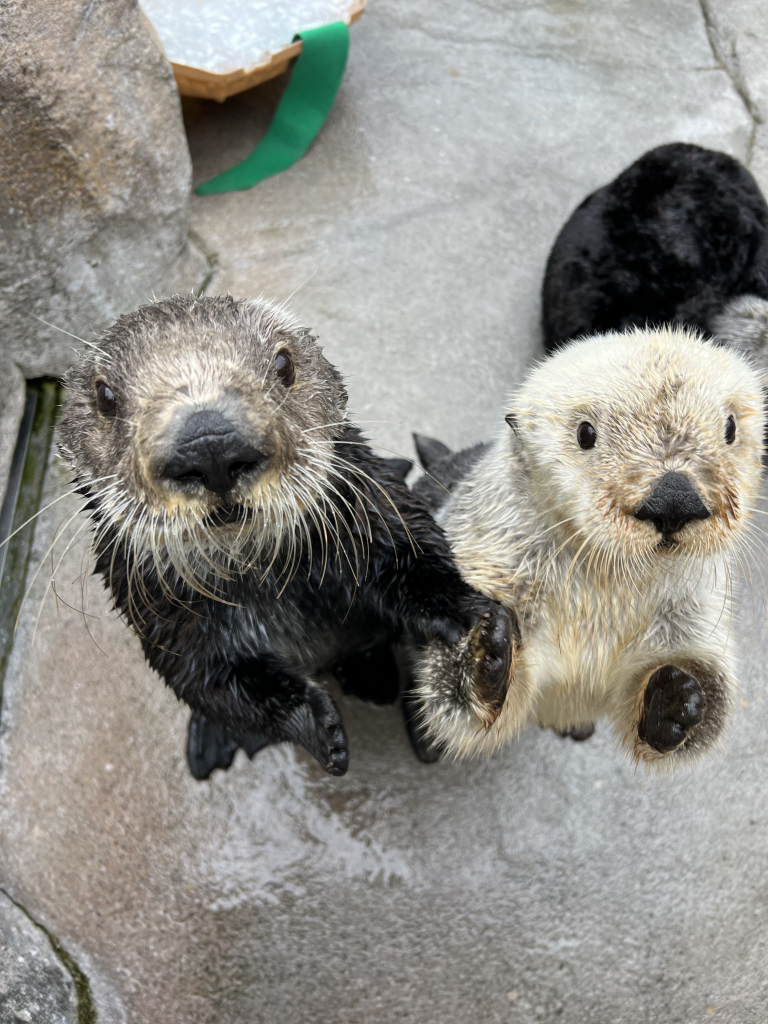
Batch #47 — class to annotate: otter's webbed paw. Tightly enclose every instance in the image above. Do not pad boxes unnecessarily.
[186,711,272,780]
[289,687,350,776]
[402,686,444,763]
[639,665,707,753]
[555,722,595,742]
[187,712,239,780]
[466,604,519,718]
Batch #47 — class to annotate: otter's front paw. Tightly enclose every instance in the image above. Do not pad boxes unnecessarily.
[468,604,519,716]
[639,665,706,753]
[187,711,240,780]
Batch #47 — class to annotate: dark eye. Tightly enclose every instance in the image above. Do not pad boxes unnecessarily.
[725,415,736,444]
[577,421,597,449]
[96,380,116,418]
[275,349,295,387]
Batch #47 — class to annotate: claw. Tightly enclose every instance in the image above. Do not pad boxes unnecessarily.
[468,603,519,720]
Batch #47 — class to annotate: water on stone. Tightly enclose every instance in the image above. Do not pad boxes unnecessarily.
[141,0,353,74]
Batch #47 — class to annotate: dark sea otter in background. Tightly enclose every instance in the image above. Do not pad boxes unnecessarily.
[542,142,768,352]
[58,295,513,779]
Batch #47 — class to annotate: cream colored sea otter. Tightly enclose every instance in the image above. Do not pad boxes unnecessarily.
[413,327,765,768]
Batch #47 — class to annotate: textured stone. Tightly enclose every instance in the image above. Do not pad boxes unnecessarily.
[3,458,768,1024]
[702,0,768,192]
[185,0,751,463]
[0,889,78,1024]
[0,361,25,505]
[2,2,768,1022]
[0,0,197,379]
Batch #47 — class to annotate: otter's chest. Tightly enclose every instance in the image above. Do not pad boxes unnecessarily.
[528,582,639,688]
[224,567,389,672]
[522,568,707,717]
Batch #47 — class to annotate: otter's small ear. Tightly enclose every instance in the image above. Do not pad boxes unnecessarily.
[505,412,518,434]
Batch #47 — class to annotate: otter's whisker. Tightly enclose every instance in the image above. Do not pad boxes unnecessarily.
[28,312,107,353]
[0,475,118,550]
[29,514,93,643]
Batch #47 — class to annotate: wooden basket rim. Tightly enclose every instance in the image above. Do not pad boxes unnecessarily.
[170,0,365,100]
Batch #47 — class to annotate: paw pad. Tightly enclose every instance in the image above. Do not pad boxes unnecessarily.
[468,603,519,715]
[639,665,706,753]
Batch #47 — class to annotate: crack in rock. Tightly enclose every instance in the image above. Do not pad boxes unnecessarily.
[700,0,761,163]
[188,229,221,296]
[0,887,97,1024]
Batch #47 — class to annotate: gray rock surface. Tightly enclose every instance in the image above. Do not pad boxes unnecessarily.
[2,1,768,1022]
[0,0,198,379]
[702,0,768,189]
[0,888,78,1024]
[185,0,752,460]
[3,458,768,1024]
[0,362,25,506]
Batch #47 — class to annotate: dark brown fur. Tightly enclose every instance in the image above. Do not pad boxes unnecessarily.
[58,295,508,776]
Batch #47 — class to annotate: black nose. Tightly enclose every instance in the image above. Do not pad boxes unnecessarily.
[634,472,710,536]
[161,411,267,495]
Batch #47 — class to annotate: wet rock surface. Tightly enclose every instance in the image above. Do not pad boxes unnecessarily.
[184,0,753,460]
[0,361,25,504]
[2,1,768,1022]
[0,888,79,1024]
[3,459,768,1023]
[0,0,197,379]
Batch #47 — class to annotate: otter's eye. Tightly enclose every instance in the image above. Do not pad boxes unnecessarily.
[725,415,736,445]
[96,381,116,418]
[275,349,295,388]
[577,421,597,450]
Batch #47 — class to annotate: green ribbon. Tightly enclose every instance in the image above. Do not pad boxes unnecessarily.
[195,21,350,195]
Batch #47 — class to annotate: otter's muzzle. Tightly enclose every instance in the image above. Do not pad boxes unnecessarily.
[633,472,710,538]
[161,410,268,496]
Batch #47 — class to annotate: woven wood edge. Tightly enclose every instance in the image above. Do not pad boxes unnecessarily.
[171,0,365,102]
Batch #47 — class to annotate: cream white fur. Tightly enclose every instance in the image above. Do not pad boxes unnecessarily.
[416,327,765,768]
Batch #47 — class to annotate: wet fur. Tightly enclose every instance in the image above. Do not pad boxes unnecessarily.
[58,295,493,776]
[714,294,768,367]
[542,143,768,352]
[413,328,764,768]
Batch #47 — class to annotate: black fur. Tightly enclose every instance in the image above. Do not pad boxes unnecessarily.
[87,425,492,776]
[382,457,413,483]
[331,642,401,705]
[413,434,452,471]
[412,435,490,514]
[542,143,768,351]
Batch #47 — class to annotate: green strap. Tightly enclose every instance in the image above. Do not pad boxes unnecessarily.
[195,21,350,195]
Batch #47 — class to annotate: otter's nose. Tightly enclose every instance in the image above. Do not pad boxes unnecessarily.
[161,411,267,495]
[634,472,710,536]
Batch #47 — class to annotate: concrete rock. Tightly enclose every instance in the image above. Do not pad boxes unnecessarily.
[0,0,195,379]
[0,361,25,505]
[0,889,78,1024]
[3,457,768,1024]
[2,1,768,1022]
[186,0,751,463]
[702,0,768,193]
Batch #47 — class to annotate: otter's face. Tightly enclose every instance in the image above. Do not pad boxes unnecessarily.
[511,327,765,563]
[58,296,348,562]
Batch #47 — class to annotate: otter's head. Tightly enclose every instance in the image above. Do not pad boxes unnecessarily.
[58,295,348,583]
[509,327,765,563]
